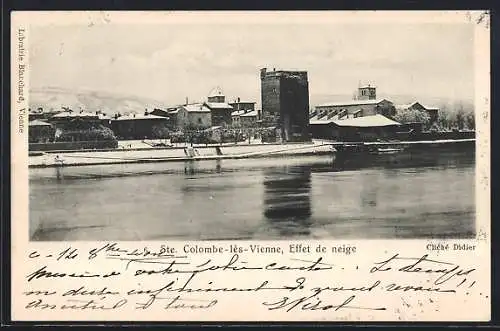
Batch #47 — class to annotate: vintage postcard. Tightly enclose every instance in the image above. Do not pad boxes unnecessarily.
[11,10,490,322]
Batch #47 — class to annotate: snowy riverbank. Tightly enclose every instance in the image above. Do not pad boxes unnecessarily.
[29,141,336,167]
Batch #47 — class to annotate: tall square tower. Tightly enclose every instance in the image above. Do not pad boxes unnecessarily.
[260,68,310,142]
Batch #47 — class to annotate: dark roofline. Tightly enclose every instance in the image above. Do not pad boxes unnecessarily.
[111,117,169,121]
[268,70,307,73]
[261,68,308,78]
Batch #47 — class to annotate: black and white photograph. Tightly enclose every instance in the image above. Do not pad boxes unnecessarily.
[27,11,478,241]
[10,11,491,323]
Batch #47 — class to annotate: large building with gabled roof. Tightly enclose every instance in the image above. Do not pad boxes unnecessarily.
[310,114,402,141]
[312,84,396,122]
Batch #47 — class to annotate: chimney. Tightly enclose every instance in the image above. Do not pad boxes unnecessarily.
[185,97,189,105]
[237,97,240,103]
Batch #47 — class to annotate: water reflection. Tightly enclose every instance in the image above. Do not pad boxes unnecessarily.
[263,166,312,237]
[55,166,63,181]
[184,160,196,175]
[333,148,475,172]
[215,159,222,173]
[29,147,476,241]
[360,178,379,208]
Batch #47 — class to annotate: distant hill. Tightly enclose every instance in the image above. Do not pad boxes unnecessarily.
[29,87,171,116]
[29,86,474,117]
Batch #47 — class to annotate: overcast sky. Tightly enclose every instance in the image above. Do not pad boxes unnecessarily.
[29,15,474,106]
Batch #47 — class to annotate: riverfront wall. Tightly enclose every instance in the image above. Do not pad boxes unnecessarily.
[30,140,118,151]
[29,142,335,167]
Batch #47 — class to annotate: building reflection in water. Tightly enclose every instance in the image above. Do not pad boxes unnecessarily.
[215,159,222,173]
[263,165,312,236]
[359,173,381,209]
[55,166,64,181]
[184,160,196,176]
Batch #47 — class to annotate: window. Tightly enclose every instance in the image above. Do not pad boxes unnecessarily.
[198,118,202,124]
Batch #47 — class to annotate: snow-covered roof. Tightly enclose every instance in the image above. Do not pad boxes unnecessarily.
[153,107,179,115]
[317,99,391,108]
[205,102,233,110]
[51,111,98,118]
[183,103,211,113]
[422,104,440,111]
[98,113,111,120]
[395,101,439,111]
[231,110,246,116]
[29,120,52,126]
[396,103,414,110]
[310,114,401,127]
[112,113,169,121]
[240,110,259,117]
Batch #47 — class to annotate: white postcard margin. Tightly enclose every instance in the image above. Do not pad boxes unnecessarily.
[10,11,491,322]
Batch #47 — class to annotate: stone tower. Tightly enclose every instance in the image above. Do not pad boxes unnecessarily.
[260,68,310,142]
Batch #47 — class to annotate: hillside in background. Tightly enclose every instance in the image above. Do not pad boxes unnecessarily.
[29,87,171,115]
[29,86,475,117]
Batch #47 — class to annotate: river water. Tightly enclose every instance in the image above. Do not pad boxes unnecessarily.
[29,148,475,241]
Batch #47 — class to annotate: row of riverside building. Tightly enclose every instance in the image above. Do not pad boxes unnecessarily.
[28,89,261,141]
[112,91,262,139]
[309,85,440,141]
[29,67,440,143]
